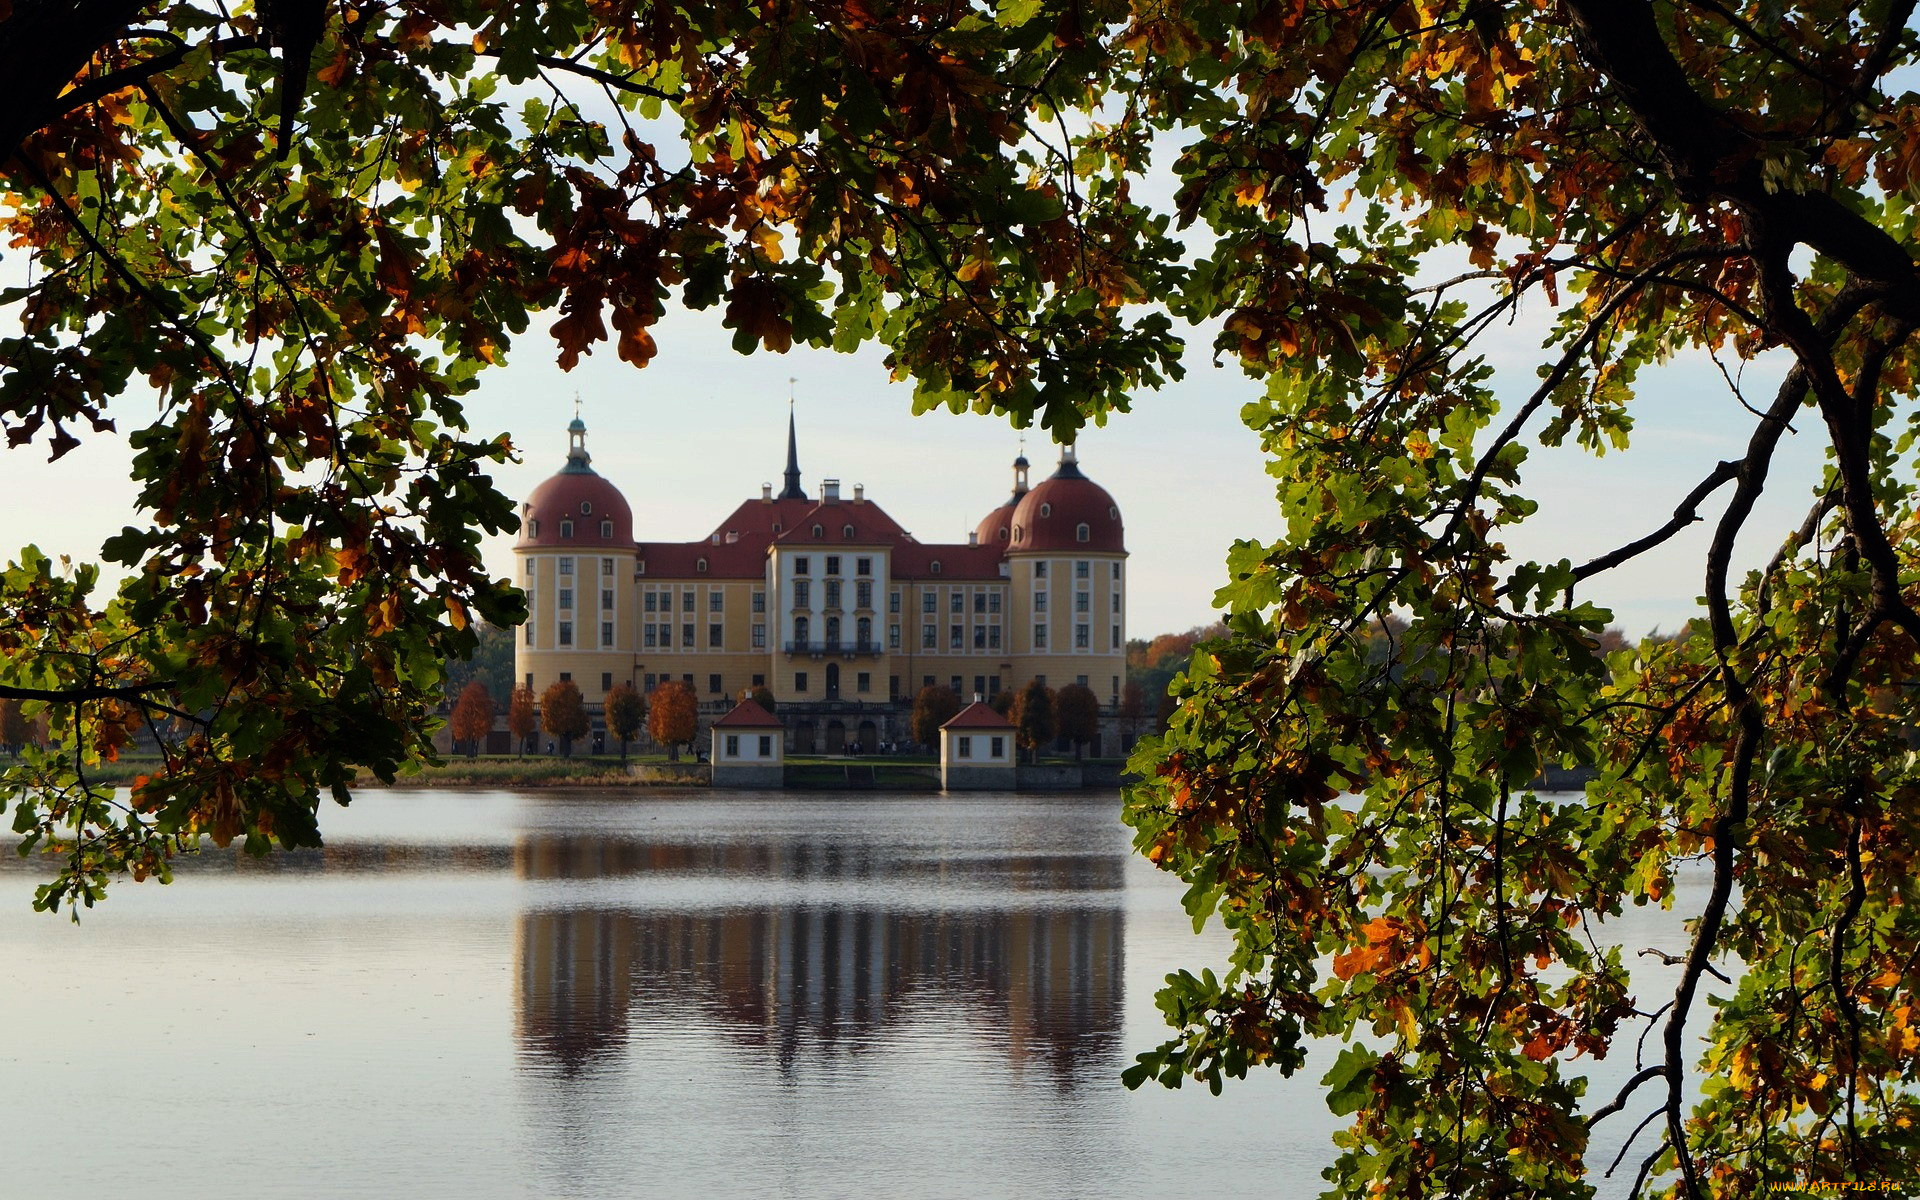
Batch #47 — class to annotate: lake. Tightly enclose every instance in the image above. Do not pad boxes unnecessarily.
[0,789,1696,1199]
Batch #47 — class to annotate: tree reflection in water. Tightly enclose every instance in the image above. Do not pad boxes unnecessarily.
[512,834,1126,1087]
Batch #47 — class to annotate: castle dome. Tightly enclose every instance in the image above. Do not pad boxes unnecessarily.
[1007,446,1123,554]
[516,419,634,548]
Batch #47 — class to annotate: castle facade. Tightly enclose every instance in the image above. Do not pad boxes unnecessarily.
[512,414,1128,754]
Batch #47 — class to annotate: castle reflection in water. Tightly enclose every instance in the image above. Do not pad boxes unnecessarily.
[512,834,1126,1085]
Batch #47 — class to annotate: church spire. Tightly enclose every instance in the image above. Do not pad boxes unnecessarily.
[563,404,593,473]
[777,391,807,500]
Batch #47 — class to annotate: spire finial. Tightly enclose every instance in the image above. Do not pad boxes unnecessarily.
[564,401,591,471]
[777,387,807,500]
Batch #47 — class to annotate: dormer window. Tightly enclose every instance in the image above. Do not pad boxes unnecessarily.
[1012,525,1023,540]
[1039,502,1051,518]
[842,524,854,539]
[560,519,574,538]
[812,524,824,539]
[697,558,708,573]
[1108,506,1117,520]
[530,519,541,537]
[601,519,613,538]
[772,523,782,533]
[1076,523,1090,543]
[931,561,942,574]
[581,501,593,515]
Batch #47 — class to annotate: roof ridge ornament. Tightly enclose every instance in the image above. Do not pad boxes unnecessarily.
[777,384,807,500]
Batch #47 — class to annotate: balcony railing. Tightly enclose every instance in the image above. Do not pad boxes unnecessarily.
[783,639,885,656]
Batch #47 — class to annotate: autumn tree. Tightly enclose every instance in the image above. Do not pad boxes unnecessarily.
[538,681,588,756]
[909,684,961,749]
[748,686,777,715]
[506,687,537,760]
[1118,681,1145,743]
[647,680,698,763]
[1052,684,1099,760]
[603,684,644,764]
[448,680,495,758]
[1011,680,1053,764]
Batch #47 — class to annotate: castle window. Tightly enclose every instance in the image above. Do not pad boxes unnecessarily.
[1076,561,1090,578]
[581,501,592,515]
[842,524,854,539]
[1039,503,1051,518]
[559,621,573,646]
[697,558,708,573]
[709,673,722,694]
[856,557,872,576]
[988,626,1001,649]
[559,557,574,576]
[1075,623,1090,648]
[794,672,809,693]
[989,593,1001,613]
[560,519,574,538]
[1012,525,1021,540]
[682,623,695,647]
[772,523,782,533]
[889,591,901,614]
[601,520,613,538]
[856,580,872,609]
[752,624,766,648]
[752,591,765,613]
[794,557,810,575]
[930,561,942,574]
[602,589,614,610]
[1034,624,1048,648]
[645,592,657,612]
[1076,523,1090,542]
[530,519,541,537]
[888,624,901,649]
[922,624,936,649]
[950,592,963,614]
[949,624,962,649]
[813,524,824,539]
[683,590,695,610]
[826,556,841,575]
[1111,561,1120,579]
[601,621,613,646]
[794,580,810,608]
[1109,506,1118,520]
[795,616,811,644]
[725,734,739,757]
[710,592,723,612]
[601,558,614,576]
[1112,625,1122,649]
[559,587,573,610]
[1034,561,1047,578]
[709,623,723,648]
[857,616,871,645]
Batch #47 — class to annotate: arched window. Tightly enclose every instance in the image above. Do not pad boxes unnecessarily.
[1076,523,1090,543]
[1039,502,1051,518]
[1011,525,1022,541]
[857,616,871,645]
[795,616,810,645]
[559,519,573,538]
[600,519,613,538]
[843,524,854,538]
[826,616,841,646]
[581,501,593,515]
[812,524,824,538]
[697,558,708,573]
[1108,505,1118,520]
[930,561,942,574]
[530,519,541,537]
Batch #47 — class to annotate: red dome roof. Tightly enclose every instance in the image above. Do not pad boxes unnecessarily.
[1008,453,1123,553]
[974,500,1017,547]
[516,420,633,548]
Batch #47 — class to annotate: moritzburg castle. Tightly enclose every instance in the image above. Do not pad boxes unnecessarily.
[513,413,1128,754]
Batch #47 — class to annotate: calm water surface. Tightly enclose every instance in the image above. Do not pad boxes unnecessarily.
[0,789,1695,1199]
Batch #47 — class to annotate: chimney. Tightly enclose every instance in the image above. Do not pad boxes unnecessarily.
[762,483,773,501]
[725,531,740,544]
[853,484,864,503]
[972,693,983,703]
[968,531,978,546]
[823,478,841,502]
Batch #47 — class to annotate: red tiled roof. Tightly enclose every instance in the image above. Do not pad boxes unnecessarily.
[891,541,1006,580]
[713,699,783,728]
[637,538,768,578]
[771,499,910,546]
[941,701,1016,729]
